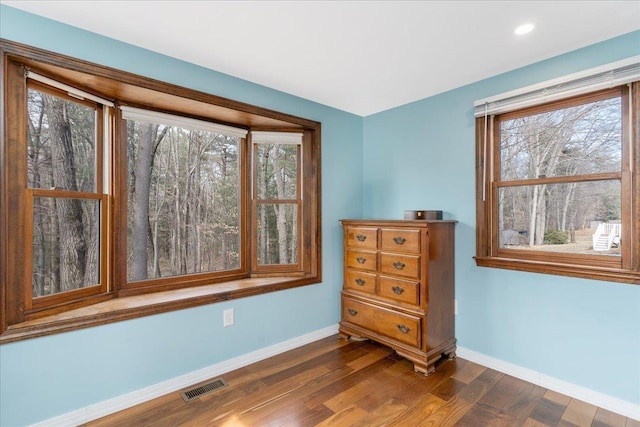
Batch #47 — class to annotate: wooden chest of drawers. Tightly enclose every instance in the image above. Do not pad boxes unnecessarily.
[339,219,456,375]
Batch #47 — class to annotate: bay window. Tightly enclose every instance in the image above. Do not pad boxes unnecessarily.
[0,40,321,342]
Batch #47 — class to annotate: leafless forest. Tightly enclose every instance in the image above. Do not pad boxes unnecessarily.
[498,96,622,254]
[28,87,298,297]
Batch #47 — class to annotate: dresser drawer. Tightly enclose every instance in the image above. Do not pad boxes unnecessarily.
[375,307,421,347]
[381,228,421,253]
[380,253,420,279]
[344,269,376,294]
[346,249,377,271]
[341,297,376,330]
[378,276,419,306]
[345,226,377,249]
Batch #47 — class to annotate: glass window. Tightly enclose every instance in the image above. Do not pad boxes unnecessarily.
[475,84,639,283]
[499,97,621,180]
[256,143,298,200]
[28,87,97,191]
[126,119,241,282]
[253,134,302,268]
[257,203,298,265]
[498,181,621,255]
[27,84,105,300]
[497,95,622,257]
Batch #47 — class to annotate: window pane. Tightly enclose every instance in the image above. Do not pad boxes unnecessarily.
[498,181,621,256]
[257,204,298,265]
[32,197,100,297]
[256,144,297,200]
[126,121,240,281]
[500,97,621,181]
[27,88,97,191]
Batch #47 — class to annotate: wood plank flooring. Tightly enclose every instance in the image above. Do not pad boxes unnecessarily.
[86,335,639,427]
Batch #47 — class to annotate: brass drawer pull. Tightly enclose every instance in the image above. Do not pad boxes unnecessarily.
[393,261,405,270]
[356,234,367,241]
[397,324,411,334]
[356,257,367,264]
[355,278,366,286]
[393,236,406,245]
[392,286,405,295]
[348,308,358,316]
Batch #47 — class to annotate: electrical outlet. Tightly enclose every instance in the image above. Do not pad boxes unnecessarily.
[454,299,458,315]
[223,308,234,327]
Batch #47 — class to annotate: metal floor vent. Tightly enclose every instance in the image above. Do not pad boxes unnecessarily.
[181,378,228,403]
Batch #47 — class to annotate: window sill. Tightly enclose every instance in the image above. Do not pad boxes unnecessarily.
[0,276,317,344]
[474,256,640,285]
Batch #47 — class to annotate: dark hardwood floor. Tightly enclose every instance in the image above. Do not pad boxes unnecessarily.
[86,335,639,427]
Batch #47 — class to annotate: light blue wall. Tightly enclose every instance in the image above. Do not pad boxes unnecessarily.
[0,5,363,426]
[363,31,640,405]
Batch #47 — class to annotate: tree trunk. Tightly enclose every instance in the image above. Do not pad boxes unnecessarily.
[272,146,289,264]
[33,199,46,296]
[51,197,61,294]
[290,204,297,263]
[129,123,154,281]
[498,188,505,247]
[534,186,547,245]
[83,200,99,285]
[45,95,87,292]
[150,126,169,278]
[561,183,576,232]
[29,102,46,296]
[259,148,269,263]
[528,184,538,247]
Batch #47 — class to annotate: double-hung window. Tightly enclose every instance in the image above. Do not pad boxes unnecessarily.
[0,40,321,341]
[252,131,303,271]
[26,77,111,311]
[475,58,640,284]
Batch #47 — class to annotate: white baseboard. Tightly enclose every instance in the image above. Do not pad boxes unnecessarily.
[457,346,640,421]
[30,328,639,426]
[30,324,340,427]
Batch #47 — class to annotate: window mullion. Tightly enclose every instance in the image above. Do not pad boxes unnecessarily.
[496,172,623,188]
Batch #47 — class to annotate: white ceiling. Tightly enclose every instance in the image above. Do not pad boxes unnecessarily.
[3,1,640,116]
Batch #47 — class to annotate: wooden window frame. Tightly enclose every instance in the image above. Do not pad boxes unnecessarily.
[475,83,640,285]
[0,39,322,343]
[251,134,304,274]
[25,81,110,315]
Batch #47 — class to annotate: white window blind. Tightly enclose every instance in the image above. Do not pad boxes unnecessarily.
[251,131,303,145]
[474,56,640,117]
[120,106,248,139]
[27,71,115,107]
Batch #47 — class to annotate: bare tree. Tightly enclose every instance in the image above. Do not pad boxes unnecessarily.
[127,122,240,279]
[499,96,622,250]
[44,95,88,290]
[272,146,289,264]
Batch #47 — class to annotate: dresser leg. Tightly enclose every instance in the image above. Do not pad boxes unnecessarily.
[405,349,456,376]
[339,331,369,342]
[444,343,457,360]
[414,362,436,376]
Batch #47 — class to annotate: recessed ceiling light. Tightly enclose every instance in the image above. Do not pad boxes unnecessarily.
[514,23,535,35]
